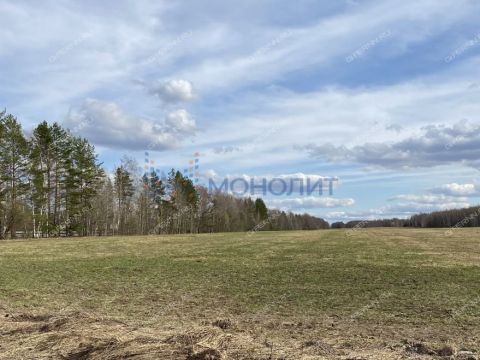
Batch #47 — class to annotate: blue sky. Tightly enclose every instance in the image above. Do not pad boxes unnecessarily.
[1,0,480,222]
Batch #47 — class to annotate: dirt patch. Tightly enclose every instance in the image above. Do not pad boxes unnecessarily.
[404,341,478,359]
[187,348,222,360]
[0,306,479,359]
[1,308,175,359]
[212,319,232,330]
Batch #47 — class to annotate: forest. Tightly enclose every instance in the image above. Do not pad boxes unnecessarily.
[0,111,329,239]
[2,110,478,239]
[331,206,480,230]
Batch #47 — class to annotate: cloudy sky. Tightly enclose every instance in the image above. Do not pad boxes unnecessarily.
[1,0,480,222]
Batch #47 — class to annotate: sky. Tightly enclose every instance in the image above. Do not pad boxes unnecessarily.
[1,0,480,222]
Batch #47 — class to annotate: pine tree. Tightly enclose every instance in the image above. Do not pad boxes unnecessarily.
[30,122,74,236]
[0,114,29,238]
[31,122,55,235]
[255,198,268,222]
[0,110,6,238]
[114,166,134,235]
[74,138,102,235]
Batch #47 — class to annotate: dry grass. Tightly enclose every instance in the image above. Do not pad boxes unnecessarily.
[1,228,479,359]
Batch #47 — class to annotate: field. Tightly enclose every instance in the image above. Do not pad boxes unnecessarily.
[0,228,479,359]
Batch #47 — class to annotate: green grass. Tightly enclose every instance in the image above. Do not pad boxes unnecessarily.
[1,228,480,357]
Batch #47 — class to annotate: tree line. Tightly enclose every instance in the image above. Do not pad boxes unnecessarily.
[4,110,475,239]
[0,111,329,239]
[331,206,480,230]
[407,206,480,228]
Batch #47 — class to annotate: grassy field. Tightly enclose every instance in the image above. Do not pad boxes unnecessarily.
[1,228,479,359]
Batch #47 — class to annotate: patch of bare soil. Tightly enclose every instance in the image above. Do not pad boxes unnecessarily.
[0,306,478,359]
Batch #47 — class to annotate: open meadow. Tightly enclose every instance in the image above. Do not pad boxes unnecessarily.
[1,228,479,359]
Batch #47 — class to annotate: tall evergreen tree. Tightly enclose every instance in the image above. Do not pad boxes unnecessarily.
[255,198,268,221]
[0,110,6,237]
[114,166,134,235]
[57,135,103,236]
[136,171,165,234]
[0,114,29,238]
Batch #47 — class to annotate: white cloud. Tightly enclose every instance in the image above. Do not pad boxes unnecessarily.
[190,71,480,175]
[389,194,470,205]
[149,79,197,104]
[303,120,480,169]
[64,99,196,151]
[176,0,478,93]
[165,109,196,134]
[326,192,472,221]
[386,193,472,216]
[430,183,479,197]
